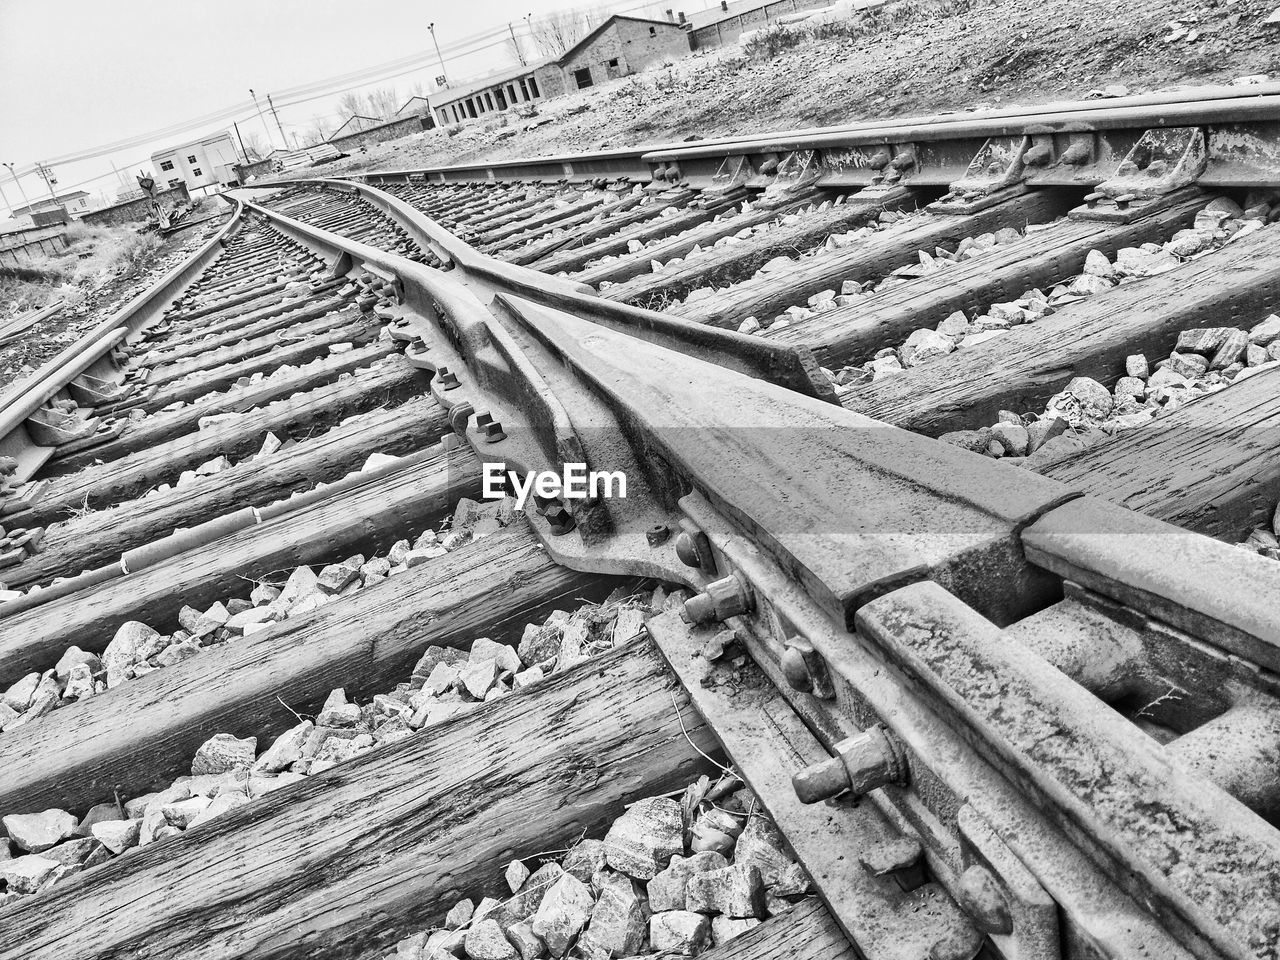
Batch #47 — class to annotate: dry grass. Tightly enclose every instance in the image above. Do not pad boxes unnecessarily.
[744,0,975,58]
[0,224,162,316]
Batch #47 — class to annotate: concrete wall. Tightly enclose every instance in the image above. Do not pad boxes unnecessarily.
[690,0,831,47]
[328,113,432,152]
[235,157,276,181]
[558,19,689,91]
[80,184,190,228]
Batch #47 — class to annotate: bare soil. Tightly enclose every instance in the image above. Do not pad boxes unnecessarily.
[318,0,1280,177]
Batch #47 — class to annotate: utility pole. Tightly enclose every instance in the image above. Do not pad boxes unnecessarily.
[232,121,249,164]
[0,179,11,219]
[266,94,288,147]
[508,21,525,66]
[249,89,276,150]
[428,23,449,87]
[35,163,58,204]
[2,163,32,217]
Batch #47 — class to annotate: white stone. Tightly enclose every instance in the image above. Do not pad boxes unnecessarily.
[531,872,594,957]
[191,733,257,775]
[2,809,79,853]
[90,819,141,854]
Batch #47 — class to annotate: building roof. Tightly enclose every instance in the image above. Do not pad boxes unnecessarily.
[11,191,89,216]
[432,58,554,108]
[396,95,432,116]
[150,130,236,160]
[557,15,685,62]
[433,14,686,110]
[329,115,383,139]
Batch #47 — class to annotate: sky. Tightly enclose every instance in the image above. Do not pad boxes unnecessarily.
[0,0,705,213]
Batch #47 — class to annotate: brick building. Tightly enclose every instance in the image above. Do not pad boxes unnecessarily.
[555,15,690,92]
[151,131,242,196]
[430,15,691,127]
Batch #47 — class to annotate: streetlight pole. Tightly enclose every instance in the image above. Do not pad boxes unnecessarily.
[428,23,449,87]
[3,163,32,218]
[249,89,277,150]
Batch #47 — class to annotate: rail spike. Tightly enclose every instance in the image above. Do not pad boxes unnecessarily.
[1074,126,1208,222]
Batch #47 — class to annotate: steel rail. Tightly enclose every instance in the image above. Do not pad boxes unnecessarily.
[239,173,1280,959]
[350,86,1280,185]
[0,200,245,479]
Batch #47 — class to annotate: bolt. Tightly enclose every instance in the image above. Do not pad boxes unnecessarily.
[435,366,460,390]
[674,531,700,567]
[646,524,670,546]
[1024,143,1052,166]
[792,724,906,804]
[867,148,891,170]
[956,864,1012,935]
[682,575,751,625]
[541,502,576,536]
[927,926,985,960]
[448,402,474,435]
[859,836,926,891]
[780,637,834,699]
[890,149,915,170]
[474,411,505,443]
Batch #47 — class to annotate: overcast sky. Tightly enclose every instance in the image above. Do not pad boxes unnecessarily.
[0,0,700,211]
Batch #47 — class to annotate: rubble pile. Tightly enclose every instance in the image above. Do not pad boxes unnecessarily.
[387,771,812,960]
[0,585,668,908]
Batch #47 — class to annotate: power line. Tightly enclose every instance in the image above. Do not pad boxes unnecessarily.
[8,0,675,185]
[6,23,514,178]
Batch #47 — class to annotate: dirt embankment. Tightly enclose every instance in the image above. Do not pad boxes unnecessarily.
[320,0,1280,178]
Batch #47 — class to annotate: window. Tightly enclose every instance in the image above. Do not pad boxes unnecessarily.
[495,88,507,109]
[484,92,494,110]
[191,167,202,177]
[167,178,182,188]
[649,25,656,34]
[573,67,594,89]
[508,84,517,104]
[159,160,174,172]
[466,99,477,119]
[528,76,540,98]
[608,58,619,68]
[187,155,198,164]
[519,79,530,100]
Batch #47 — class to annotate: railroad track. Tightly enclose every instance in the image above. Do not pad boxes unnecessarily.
[1,86,1279,960]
